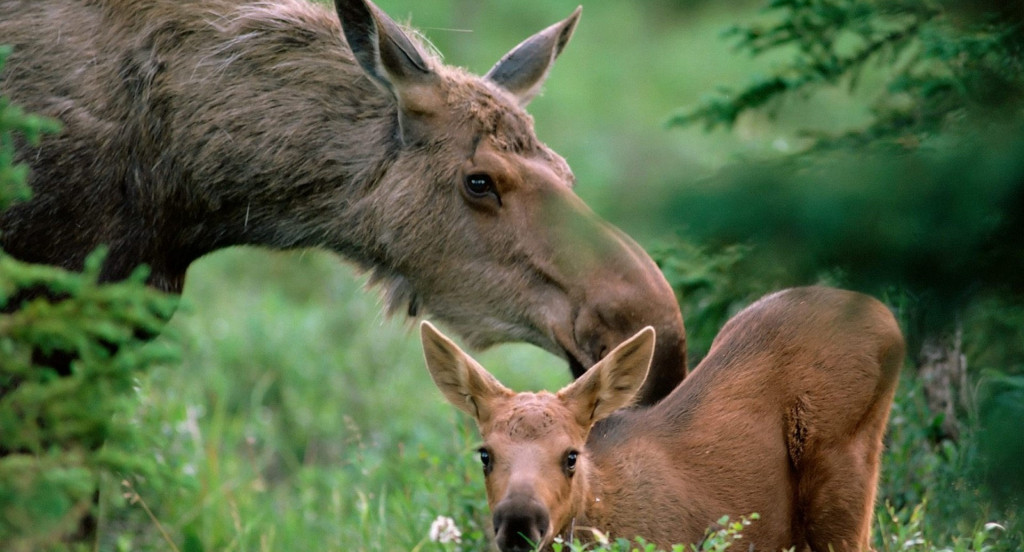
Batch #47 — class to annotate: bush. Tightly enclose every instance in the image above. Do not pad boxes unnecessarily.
[0,46,181,551]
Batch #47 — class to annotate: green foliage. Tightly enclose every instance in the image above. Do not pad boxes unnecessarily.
[652,241,775,362]
[876,500,1010,552]
[653,127,1024,315]
[543,513,760,552]
[660,0,1024,548]
[0,47,180,550]
[0,45,60,212]
[879,370,1003,540]
[974,373,1024,508]
[670,0,1024,148]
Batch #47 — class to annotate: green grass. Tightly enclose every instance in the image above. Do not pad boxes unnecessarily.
[107,247,580,551]
[114,248,564,551]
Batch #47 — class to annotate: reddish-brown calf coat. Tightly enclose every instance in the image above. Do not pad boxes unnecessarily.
[424,286,904,551]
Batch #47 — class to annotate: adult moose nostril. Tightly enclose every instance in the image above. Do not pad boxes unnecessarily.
[493,499,550,552]
[571,303,606,365]
[570,243,687,405]
[573,300,634,366]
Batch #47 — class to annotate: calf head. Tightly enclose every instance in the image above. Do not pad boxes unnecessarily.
[337,0,684,402]
[421,321,655,551]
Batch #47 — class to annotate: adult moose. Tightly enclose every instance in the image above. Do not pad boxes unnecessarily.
[423,286,905,551]
[0,0,686,402]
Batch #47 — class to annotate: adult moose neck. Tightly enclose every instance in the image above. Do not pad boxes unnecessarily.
[0,0,685,402]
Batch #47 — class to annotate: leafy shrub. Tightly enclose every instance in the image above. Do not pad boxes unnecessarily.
[670,0,1024,147]
[0,46,181,551]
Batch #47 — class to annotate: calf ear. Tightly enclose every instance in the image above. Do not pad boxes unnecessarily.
[486,6,581,106]
[335,0,441,143]
[421,322,513,426]
[559,327,654,428]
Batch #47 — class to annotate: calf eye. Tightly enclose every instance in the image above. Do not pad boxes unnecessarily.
[478,447,494,474]
[464,173,502,206]
[564,450,579,476]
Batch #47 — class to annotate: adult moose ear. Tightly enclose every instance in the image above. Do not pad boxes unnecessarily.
[558,327,655,428]
[335,0,441,144]
[421,322,514,426]
[486,6,582,106]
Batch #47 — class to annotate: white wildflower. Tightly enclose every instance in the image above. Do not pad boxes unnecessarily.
[429,515,462,544]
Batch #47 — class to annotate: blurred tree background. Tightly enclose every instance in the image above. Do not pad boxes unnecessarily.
[2,0,1022,550]
[652,0,1024,543]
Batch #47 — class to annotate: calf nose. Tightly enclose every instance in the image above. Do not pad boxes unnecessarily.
[492,497,550,552]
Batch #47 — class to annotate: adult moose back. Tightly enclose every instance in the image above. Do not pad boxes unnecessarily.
[423,286,905,551]
[0,0,686,402]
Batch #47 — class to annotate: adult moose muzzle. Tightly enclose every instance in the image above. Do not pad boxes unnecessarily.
[0,0,686,401]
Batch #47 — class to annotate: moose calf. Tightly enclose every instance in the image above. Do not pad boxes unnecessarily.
[423,286,904,551]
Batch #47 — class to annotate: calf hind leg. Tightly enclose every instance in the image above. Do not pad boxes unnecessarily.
[790,386,896,551]
[798,429,885,551]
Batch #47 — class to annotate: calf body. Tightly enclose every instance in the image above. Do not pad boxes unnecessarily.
[0,0,686,400]
[423,286,905,551]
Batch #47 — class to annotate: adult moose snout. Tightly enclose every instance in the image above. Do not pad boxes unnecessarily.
[543,193,686,405]
[573,227,685,404]
[492,494,551,552]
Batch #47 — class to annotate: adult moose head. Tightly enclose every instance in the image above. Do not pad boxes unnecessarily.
[0,0,686,402]
[424,286,905,551]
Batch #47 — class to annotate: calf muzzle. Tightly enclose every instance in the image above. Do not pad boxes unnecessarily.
[492,495,550,552]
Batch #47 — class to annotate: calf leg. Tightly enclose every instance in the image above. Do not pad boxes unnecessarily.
[792,329,903,551]
[798,433,882,551]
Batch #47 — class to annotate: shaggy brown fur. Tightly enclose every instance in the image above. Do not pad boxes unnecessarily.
[424,286,905,551]
[0,0,686,402]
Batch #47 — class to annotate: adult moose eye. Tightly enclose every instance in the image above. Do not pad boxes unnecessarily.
[464,173,501,206]
[478,447,494,474]
[564,450,579,476]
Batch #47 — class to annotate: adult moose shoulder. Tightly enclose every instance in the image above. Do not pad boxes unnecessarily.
[423,286,905,551]
[0,0,685,403]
